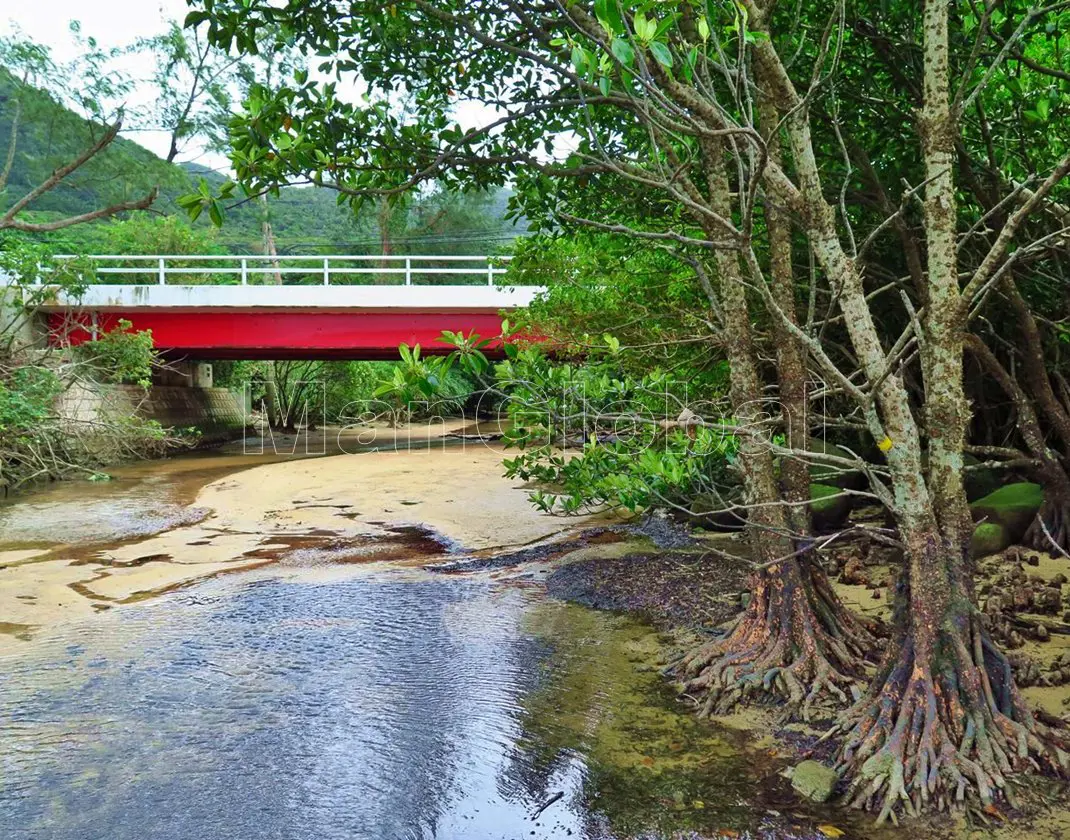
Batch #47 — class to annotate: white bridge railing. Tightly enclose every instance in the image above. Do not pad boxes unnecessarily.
[53,254,513,287]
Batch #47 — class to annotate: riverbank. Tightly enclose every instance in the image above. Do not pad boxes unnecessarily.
[540,528,1070,839]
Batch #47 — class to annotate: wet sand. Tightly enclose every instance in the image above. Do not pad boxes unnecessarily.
[0,424,611,639]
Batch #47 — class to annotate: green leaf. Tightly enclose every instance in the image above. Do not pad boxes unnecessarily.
[1037,98,1050,121]
[571,44,588,76]
[634,12,655,42]
[594,0,624,34]
[208,201,224,227]
[649,41,673,69]
[611,38,635,67]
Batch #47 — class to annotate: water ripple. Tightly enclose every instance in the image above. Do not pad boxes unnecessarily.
[0,571,592,840]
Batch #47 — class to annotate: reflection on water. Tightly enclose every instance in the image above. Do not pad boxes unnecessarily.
[0,565,779,840]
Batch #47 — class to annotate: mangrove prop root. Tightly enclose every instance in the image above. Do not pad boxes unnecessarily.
[1025,497,1070,557]
[678,558,877,720]
[827,614,1069,825]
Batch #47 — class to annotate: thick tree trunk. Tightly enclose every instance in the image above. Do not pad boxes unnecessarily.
[745,0,1068,816]
[832,522,1067,823]
[677,136,873,716]
[759,90,811,535]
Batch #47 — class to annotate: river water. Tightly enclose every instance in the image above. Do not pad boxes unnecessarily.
[0,436,827,840]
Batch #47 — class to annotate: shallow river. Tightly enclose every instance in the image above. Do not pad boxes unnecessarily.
[0,436,828,840]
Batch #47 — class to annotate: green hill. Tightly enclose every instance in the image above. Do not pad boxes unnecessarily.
[0,66,523,256]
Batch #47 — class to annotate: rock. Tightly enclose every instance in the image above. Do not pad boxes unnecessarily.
[840,557,869,587]
[1034,587,1062,614]
[1036,624,1050,642]
[970,483,1045,544]
[963,453,1004,503]
[970,522,1011,559]
[1051,573,1067,587]
[804,437,868,491]
[1063,610,1070,624]
[791,760,838,803]
[810,483,854,532]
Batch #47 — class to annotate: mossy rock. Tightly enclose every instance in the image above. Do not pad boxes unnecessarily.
[970,482,1044,543]
[810,482,853,532]
[970,522,1011,559]
[790,760,838,803]
[687,492,747,532]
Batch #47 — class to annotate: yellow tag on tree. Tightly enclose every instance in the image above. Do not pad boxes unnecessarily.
[877,436,894,452]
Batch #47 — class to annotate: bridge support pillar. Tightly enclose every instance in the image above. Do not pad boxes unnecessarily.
[192,363,213,388]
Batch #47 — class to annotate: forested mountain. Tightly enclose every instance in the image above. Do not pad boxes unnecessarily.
[0,66,524,255]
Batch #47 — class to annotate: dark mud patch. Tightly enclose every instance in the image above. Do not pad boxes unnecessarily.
[238,524,457,567]
[428,527,623,573]
[546,548,752,632]
[619,512,700,549]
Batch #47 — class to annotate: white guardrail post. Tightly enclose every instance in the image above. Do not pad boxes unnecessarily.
[158,258,166,285]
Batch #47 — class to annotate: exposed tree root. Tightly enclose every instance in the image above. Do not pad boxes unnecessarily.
[679,556,878,720]
[826,613,1069,825]
[1024,496,1070,557]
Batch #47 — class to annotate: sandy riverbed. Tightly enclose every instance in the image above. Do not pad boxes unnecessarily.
[0,424,610,640]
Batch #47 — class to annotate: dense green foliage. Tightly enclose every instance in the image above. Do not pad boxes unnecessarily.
[75,319,157,388]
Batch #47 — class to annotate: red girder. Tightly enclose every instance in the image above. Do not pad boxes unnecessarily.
[51,310,512,361]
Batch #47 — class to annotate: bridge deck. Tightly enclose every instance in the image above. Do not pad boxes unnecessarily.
[36,282,542,313]
[23,255,545,360]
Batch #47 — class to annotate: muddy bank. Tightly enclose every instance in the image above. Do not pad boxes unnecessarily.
[540,527,1070,837]
[545,532,753,632]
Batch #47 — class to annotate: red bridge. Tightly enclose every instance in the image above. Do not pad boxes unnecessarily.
[34,255,542,360]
